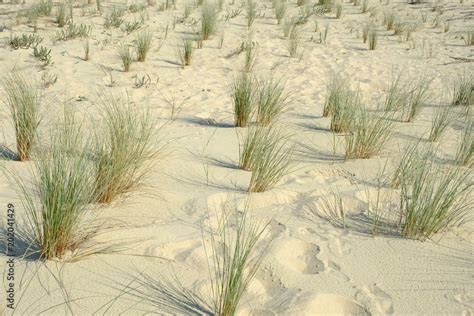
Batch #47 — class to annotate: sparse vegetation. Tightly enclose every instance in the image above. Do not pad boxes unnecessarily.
[201,2,217,40]
[33,45,52,66]
[14,112,97,260]
[245,127,294,192]
[135,29,153,62]
[2,72,41,161]
[177,38,194,67]
[452,72,473,107]
[288,26,300,58]
[246,0,257,28]
[207,202,270,316]
[9,34,43,49]
[454,121,473,167]
[345,108,394,159]
[399,157,472,240]
[323,71,348,117]
[93,94,157,204]
[402,76,431,122]
[232,73,254,127]
[274,0,286,24]
[54,23,92,41]
[428,106,450,142]
[119,44,133,72]
[255,77,289,126]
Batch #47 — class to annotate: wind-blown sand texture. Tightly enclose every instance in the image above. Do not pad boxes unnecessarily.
[0,0,473,314]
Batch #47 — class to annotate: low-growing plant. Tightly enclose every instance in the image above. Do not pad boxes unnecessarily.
[119,44,133,72]
[28,0,53,19]
[33,45,52,66]
[54,23,92,41]
[232,73,254,127]
[454,120,473,167]
[452,72,473,107]
[399,159,473,240]
[255,77,289,126]
[245,127,294,192]
[9,33,43,49]
[345,108,394,159]
[177,38,194,67]
[428,106,450,142]
[123,20,143,34]
[2,72,41,161]
[105,7,124,29]
[135,29,153,62]
[93,93,157,203]
[201,2,217,40]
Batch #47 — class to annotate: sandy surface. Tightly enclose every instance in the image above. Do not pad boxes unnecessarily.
[0,0,473,314]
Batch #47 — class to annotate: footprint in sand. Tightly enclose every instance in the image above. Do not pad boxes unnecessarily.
[286,292,370,315]
[274,239,325,275]
[355,284,394,315]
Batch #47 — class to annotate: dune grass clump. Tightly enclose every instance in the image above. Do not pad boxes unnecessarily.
[399,159,473,240]
[207,202,270,316]
[282,17,296,38]
[288,26,300,58]
[241,36,257,73]
[232,73,255,127]
[56,3,66,27]
[391,143,425,189]
[244,127,293,192]
[177,38,194,67]
[3,72,41,161]
[18,113,96,260]
[93,94,157,204]
[274,0,286,24]
[368,27,377,50]
[255,77,289,126]
[451,72,473,107]
[428,106,450,142]
[118,44,133,72]
[246,0,257,28]
[330,88,359,133]
[135,29,153,62]
[201,2,217,40]
[323,71,348,117]
[454,121,473,167]
[345,108,394,159]
[383,71,409,111]
[402,76,431,122]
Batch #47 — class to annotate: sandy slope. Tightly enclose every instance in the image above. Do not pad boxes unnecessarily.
[0,0,473,314]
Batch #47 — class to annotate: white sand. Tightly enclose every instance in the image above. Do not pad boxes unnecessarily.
[0,0,473,314]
